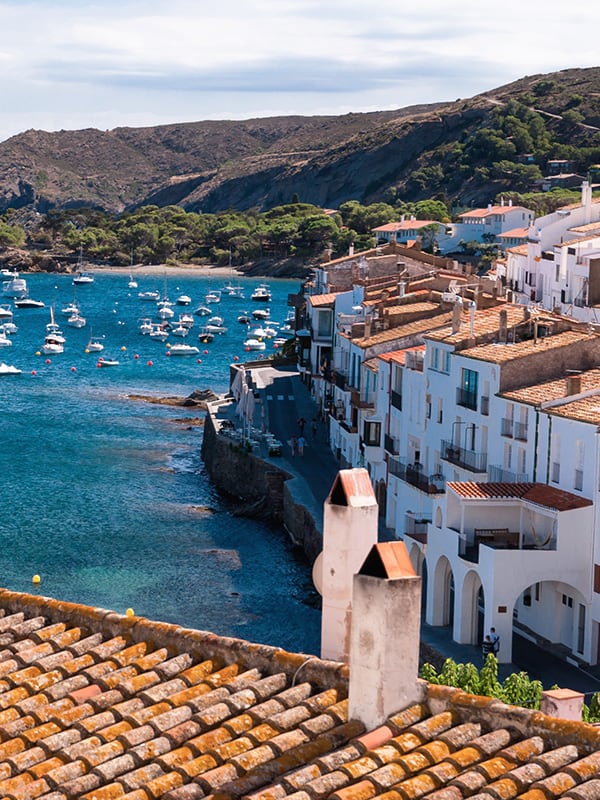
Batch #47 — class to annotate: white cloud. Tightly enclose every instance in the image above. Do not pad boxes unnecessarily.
[0,0,598,142]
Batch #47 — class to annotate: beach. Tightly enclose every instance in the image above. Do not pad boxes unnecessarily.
[91,262,244,277]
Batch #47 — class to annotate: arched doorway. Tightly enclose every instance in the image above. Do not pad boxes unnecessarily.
[408,543,428,612]
[430,555,454,627]
[460,570,484,646]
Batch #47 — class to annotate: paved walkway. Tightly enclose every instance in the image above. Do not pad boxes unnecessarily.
[224,363,600,698]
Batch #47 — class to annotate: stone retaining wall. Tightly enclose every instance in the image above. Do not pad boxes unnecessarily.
[201,412,322,562]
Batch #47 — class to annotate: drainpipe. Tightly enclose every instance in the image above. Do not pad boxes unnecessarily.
[545,414,552,485]
[532,409,540,482]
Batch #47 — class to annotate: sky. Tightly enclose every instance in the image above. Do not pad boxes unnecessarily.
[0,0,598,144]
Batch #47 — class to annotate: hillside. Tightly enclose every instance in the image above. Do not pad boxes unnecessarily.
[1,67,599,215]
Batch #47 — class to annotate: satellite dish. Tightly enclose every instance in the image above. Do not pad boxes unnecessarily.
[312,551,324,596]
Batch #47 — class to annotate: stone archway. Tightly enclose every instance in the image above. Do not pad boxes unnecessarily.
[459,570,484,646]
[429,555,454,627]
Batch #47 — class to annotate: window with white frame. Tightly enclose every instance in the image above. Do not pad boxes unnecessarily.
[574,439,584,491]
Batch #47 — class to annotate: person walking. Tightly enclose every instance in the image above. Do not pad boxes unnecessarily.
[288,435,298,456]
[489,627,500,656]
[297,417,306,435]
[482,635,494,664]
[297,435,305,456]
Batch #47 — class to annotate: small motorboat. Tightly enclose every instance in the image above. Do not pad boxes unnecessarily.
[244,337,266,351]
[169,324,189,338]
[205,290,221,304]
[14,296,45,309]
[67,312,87,328]
[0,362,21,375]
[194,305,211,316]
[0,331,13,347]
[41,336,64,355]
[139,318,154,335]
[167,343,200,356]
[0,321,17,335]
[252,308,270,320]
[177,313,194,329]
[176,294,192,305]
[85,335,105,353]
[157,305,175,320]
[97,357,119,367]
[0,305,13,319]
[138,290,161,301]
[250,283,272,302]
[2,273,28,298]
[237,313,251,324]
[149,325,169,342]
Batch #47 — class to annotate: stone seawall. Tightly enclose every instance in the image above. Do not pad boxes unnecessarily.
[201,412,322,562]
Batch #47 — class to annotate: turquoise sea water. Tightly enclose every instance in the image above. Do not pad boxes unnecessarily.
[0,271,321,655]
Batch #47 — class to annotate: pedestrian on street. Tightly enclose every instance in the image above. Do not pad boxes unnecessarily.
[490,627,500,655]
[288,435,298,456]
[297,417,306,435]
[482,635,494,664]
[298,435,305,456]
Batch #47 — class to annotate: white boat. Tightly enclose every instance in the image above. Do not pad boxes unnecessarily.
[176,294,192,305]
[237,313,251,324]
[247,325,267,339]
[0,331,12,347]
[97,357,119,367]
[14,296,45,308]
[169,324,189,338]
[67,312,87,328]
[205,289,221,304]
[149,325,169,342]
[244,337,266,351]
[263,325,278,337]
[167,343,200,356]
[157,305,175,320]
[85,335,105,353]
[0,321,17,335]
[250,284,272,302]
[138,290,161,301]
[2,274,28,298]
[252,308,270,320]
[0,305,13,319]
[0,362,21,375]
[73,271,94,285]
[128,274,138,289]
[139,318,154,335]
[178,313,194,328]
[194,305,211,316]
[206,315,227,334]
[41,311,66,354]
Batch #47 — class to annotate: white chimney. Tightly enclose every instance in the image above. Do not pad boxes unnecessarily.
[582,180,592,224]
[318,469,378,662]
[349,542,423,730]
[540,689,584,721]
[349,243,355,257]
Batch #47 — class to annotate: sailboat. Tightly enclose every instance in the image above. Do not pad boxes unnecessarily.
[72,246,94,284]
[41,307,65,354]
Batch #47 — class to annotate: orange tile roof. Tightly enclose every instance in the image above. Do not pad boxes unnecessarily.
[0,590,597,799]
[355,313,453,349]
[462,330,591,365]
[447,482,592,511]
[372,221,441,232]
[502,368,600,407]
[377,345,426,366]
[308,293,340,308]
[424,305,525,345]
[459,206,530,219]
[497,227,529,239]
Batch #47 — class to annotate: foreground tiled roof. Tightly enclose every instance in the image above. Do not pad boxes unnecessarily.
[501,368,600,407]
[462,330,591,365]
[0,590,600,800]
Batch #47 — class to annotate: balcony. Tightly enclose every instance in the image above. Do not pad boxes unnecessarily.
[333,371,348,391]
[391,390,402,411]
[404,512,430,539]
[456,388,477,411]
[488,465,529,483]
[351,388,375,409]
[384,433,399,455]
[388,457,446,494]
[441,440,487,473]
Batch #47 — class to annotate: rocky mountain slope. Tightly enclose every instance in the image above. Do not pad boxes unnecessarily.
[0,67,599,215]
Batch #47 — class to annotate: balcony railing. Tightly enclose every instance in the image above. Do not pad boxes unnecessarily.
[513,421,528,441]
[351,388,375,409]
[441,440,487,473]
[388,457,446,494]
[459,525,556,562]
[501,418,513,437]
[456,388,478,411]
[333,371,348,391]
[488,465,529,483]
[384,433,399,455]
[391,390,402,411]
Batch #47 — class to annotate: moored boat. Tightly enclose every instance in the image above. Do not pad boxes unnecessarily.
[0,362,21,375]
[167,343,200,356]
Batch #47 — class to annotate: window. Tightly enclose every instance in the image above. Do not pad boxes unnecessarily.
[430,347,439,370]
[316,309,332,338]
[363,421,381,446]
[458,368,478,410]
[442,350,451,374]
[578,604,585,654]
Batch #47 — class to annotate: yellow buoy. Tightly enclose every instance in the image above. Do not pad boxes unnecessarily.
[32,574,41,585]
[121,346,126,351]
[126,607,135,617]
